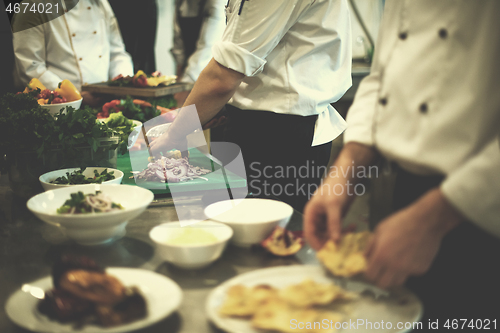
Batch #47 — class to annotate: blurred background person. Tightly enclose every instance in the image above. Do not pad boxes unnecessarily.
[12,0,133,106]
[109,0,157,74]
[171,0,225,106]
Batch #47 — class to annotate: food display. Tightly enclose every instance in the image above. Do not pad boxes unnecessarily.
[218,279,356,332]
[38,256,147,328]
[135,156,211,183]
[56,191,124,214]
[19,78,82,105]
[316,231,371,277]
[51,168,116,185]
[261,226,304,256]
[98,95,175,122]
[109,70,176,88]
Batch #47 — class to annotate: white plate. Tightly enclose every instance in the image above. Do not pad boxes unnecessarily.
[5,268,182,333]
[206,265,423,333]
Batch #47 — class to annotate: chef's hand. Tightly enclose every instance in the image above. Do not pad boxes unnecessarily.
[81,91,102,107]
[303,180,349,251]
[149,130,188,158]
[304,143,378,250]
[364,188,463,289]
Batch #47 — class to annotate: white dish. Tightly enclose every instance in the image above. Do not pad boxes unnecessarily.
[41,98,83,116]
[27,184,154,245]
[204,199,293,247]
[39,167,124,191]
[206,265,423,333]
[5,267,182,333]
[150,220,233,269]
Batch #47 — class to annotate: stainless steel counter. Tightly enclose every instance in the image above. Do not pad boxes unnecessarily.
[0,174,318,333]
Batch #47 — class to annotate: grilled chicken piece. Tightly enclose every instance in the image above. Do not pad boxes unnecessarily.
[59,270,125,305]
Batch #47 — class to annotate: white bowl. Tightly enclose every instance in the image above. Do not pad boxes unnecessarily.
[39,167,124,191]
[204,198,293,247]
[27,184,154,245]
[149,221,233,269]
[40,98,83,116]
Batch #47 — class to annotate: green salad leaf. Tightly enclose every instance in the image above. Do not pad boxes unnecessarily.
[51,168,116,185]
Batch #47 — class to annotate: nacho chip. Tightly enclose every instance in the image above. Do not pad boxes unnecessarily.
[252,298,342,333]
[279,279,358,308]
[218,284,278,317]
[317,231,371,277]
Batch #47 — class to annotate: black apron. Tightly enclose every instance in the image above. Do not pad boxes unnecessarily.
[176,0,208,72]
[373,163,500,324]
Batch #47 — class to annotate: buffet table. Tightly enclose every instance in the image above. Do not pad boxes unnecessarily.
[0,172,317,333]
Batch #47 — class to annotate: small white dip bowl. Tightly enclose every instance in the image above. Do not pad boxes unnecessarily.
[204,198,293,247]
[149,221,233,269]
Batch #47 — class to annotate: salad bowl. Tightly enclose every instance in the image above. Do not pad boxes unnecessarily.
[27,184,154,245]
[39,167,124,191]
[41,98,83,116]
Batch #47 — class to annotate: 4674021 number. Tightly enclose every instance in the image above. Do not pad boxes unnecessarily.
[444,319,497,330]
[5,2,60,14]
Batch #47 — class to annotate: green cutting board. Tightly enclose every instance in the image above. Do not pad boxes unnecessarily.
[117,149,247,195]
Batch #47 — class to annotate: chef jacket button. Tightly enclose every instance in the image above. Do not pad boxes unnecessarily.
[93,31,97,34]
[72,33,76,37]
[379,97,388,106]
[87,6,91,10]
[79,57,83,61]
[438,28,448,39]
[419,103,428,114]
[398,32,408,40]
[99,55,102,58]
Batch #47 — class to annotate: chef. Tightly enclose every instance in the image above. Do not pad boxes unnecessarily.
[150,0,352,212]
[304,0,500,321]
[172,0,226,84]
[12,0,133,105]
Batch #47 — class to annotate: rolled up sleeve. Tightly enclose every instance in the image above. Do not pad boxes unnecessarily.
[212,41,266,76]
[212,0,308,76]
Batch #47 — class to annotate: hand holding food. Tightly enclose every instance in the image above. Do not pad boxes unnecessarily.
[317,231,371,278]
[364,188,461,289]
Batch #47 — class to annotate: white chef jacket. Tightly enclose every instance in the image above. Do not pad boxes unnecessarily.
[344,0,500,236]
[12,0,133,91]
[171,0,226,84]
[212,0,351,146]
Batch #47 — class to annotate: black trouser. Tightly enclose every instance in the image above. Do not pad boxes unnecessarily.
[109,0,157,73]
[390,166,500,326]
[223,105,332,212]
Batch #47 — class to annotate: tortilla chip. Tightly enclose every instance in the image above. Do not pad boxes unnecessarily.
[252,298,342,333]
[317,231,371,277]
[279,279,358,308]
[218,284,278,317]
